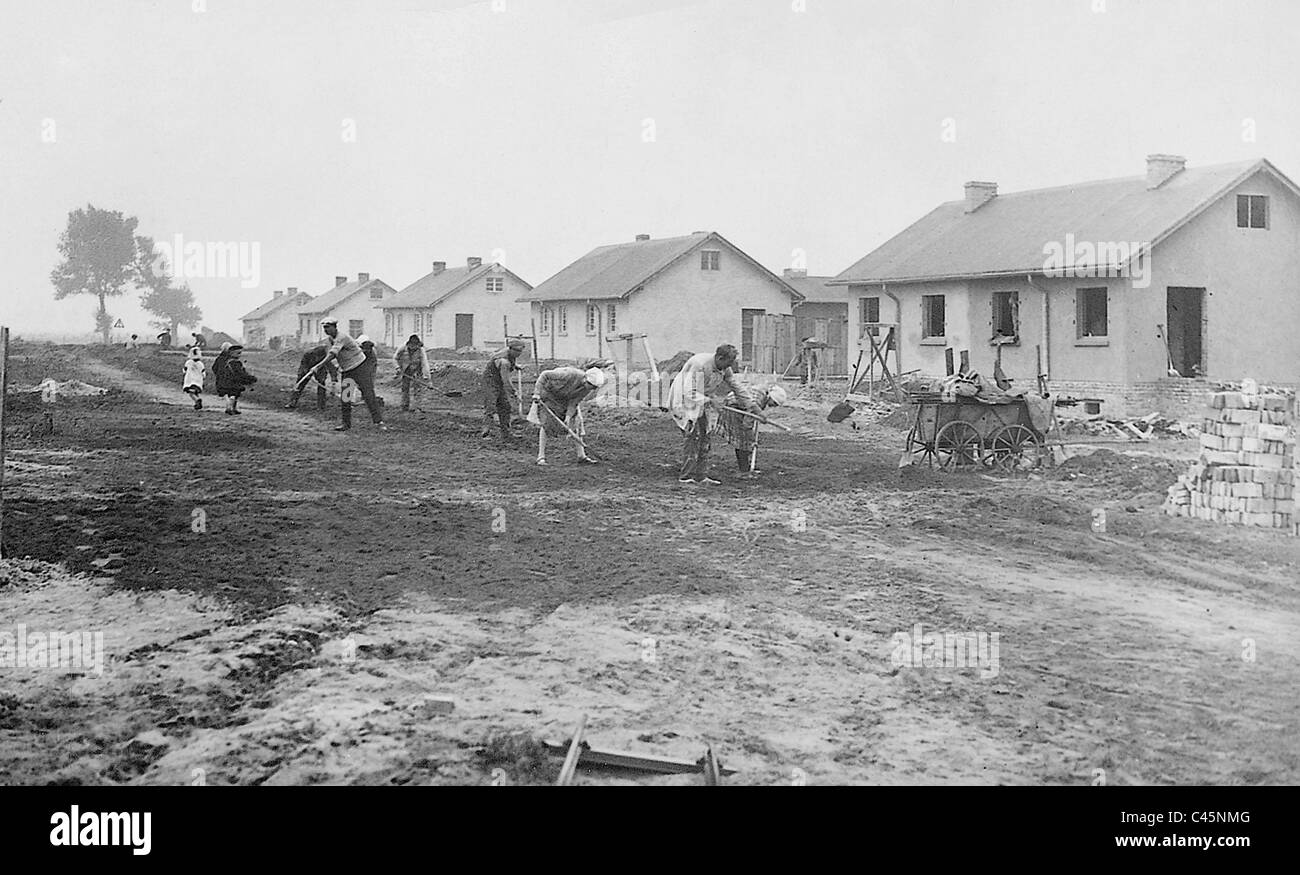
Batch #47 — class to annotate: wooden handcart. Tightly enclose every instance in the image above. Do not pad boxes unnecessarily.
[905,392,1050,471]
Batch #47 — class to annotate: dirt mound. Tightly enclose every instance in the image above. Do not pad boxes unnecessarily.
[1046,449,1186,497]
[429,364,484,397]
[656,350,694,374]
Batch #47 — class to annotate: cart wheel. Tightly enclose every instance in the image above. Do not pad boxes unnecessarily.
[986,424,1043,472]
[934,421,982,470]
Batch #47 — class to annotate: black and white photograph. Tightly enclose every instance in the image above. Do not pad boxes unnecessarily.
[0,0,1295,843]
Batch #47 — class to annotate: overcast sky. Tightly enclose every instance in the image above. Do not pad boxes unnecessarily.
[2,0,1297,339]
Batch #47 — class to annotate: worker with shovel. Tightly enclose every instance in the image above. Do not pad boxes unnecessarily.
[320,318,387,432]
[668,344,761,485]
[528,366,607,465]
[720,384,787,477]
[284,343,338,410]
[481,339,527,441]
[394,334,432,412]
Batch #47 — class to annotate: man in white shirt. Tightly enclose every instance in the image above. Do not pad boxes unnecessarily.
[667,344,760,484]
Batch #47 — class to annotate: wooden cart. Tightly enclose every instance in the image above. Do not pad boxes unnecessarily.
[905,392,1048,471]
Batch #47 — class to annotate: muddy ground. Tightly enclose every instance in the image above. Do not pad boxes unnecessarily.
[1,343,1297,785]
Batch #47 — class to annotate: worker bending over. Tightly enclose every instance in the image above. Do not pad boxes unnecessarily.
[719,384,787,477]
[667,344,761,484]
[482,339,527,441]
[529,366,606,465]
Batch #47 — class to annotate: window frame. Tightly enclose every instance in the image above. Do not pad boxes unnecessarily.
[369,287,383,301]
[606,303,617,334]
[486,276,504,293]
[349,319,365,337]
[861,296,881,337]
[585,304,599,335]
[991,290,1020,344]
[558,305,568,335]
[700,250,721,271]
[539,306,551,335]
[1076,287,1109,340]
[921,294,946,341]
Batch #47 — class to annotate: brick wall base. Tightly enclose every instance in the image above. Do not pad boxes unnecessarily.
[1049,378,1298,421]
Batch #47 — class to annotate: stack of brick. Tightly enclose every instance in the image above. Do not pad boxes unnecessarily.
[1164,386,1296,533]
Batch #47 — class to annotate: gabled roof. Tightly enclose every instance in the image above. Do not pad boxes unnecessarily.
[240,291,312,322]
[381,263,532,310]
[833,159,1299,285]
[519,231,804,303]
[785,275,845,305]
[298,278,396,315]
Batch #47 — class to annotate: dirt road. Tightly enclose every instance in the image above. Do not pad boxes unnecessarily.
[2,344,1297,785]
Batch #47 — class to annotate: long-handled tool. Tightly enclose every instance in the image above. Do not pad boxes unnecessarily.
[556,714,588,786]
[1156,324,1180,377]
[293,360,328,392]
[717,403,792,432]
[538,401,603,461]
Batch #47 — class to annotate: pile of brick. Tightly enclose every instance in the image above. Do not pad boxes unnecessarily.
[1164,384,1296,533]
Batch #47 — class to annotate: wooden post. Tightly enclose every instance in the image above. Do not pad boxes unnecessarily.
[0,327,8,559]
[945,348,955,376]
[530,318,539,365]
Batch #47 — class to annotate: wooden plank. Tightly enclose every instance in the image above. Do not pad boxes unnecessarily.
[556,714,588,786]
[542,741,738,776]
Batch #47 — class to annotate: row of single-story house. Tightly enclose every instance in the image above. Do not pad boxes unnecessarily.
[832,154,1300,417]
[239,154,1299,417]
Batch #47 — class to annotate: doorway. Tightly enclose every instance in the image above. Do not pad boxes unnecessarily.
[454,313,474,349]
[1166,287,1205,377]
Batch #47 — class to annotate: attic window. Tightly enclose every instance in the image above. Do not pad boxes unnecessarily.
[486,276,504,293]
[369,287,383,300]
[991,291,1020,343]
[1236,194,1268,229]
[700,250,721,271]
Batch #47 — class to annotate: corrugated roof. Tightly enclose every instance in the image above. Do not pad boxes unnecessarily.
[240,291,311,322]
[382,263,532,309]
[520,232,803,303]
[784,275,844,304]
[834,159,1291,285]
[298,278,395,315]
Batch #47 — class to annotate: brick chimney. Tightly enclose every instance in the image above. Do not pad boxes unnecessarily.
[335,275,347,287]
[784,268,807,279]
[272,289,283,298]
[1146,154,1186,189]
[287,286,298,297]
[467,257,482,270]
[964,181,997,213]
[431,261,446,274]
[635,234,650,242]
[358,272,370,283]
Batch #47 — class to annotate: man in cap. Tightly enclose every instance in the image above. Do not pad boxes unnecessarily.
[394,334,431,412]
[528,366,607,465]
[667,344,761,484]
[719,384,787,477]
[320,318,387,432]
[482,339,528,441]
[285,342,338,410]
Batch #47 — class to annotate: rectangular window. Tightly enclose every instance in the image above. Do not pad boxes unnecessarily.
[396,314,403,337]
[350,320,364,337]
[558,306,568,335]
[384,314,392,339]
[369,287,383,300]
[606,303,617,333]
[861,296,881,337]
[586,304,599,335]
[1077,287,1108,337]
[921,295,945,339]
[992,291,1019,341]
[539,307,550,334]
[700,250,721,271]
[1236,194,1268,229]
[486,276,504,293]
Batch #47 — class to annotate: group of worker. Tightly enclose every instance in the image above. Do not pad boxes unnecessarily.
[195,316,789,482]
